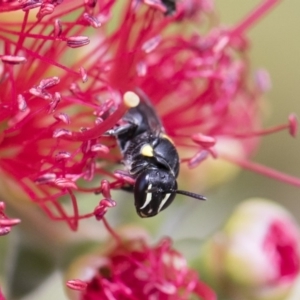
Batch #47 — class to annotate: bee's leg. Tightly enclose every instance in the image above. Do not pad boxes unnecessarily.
[106,119,138,151]
[105,121,137,137]
[130,160,149,176]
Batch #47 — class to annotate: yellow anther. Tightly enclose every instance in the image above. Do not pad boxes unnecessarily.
[123,91,140,108]
[140,144,154,157]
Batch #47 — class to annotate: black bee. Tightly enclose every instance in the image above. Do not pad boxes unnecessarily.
[110,90,206,218]
[162,0,177,15]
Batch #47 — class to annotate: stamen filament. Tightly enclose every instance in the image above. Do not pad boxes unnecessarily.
[223,122,290,138]
[102,217,122,245]
[231,0,281,37]
[222,154,300,188]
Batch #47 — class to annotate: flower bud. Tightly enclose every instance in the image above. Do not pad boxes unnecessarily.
[197,198,300,300]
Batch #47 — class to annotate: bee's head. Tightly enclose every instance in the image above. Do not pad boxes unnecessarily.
[134,169,207,218]
[134,169,177,218]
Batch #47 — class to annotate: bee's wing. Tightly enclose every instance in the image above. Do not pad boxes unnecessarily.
[135,88,165,134]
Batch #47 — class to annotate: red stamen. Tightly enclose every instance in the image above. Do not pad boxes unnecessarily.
[102,217,122,245]
[223,116,296,138]
[66,279,88,291]
[222,154,300,188]
[231,0,282,37]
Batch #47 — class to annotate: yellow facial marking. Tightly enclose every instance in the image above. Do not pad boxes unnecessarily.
[140,144,154,157]
[123,91,140,108]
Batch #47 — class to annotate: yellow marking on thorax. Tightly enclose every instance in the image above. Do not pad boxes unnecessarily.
[160,133,174,145]
[140,144,154,157]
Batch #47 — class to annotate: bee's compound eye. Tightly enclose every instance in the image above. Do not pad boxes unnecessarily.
[134,170,177,218]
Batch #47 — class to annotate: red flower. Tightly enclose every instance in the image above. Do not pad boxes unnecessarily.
[67,236,216,300]
[0,0,298,230]
[0,201,20,236]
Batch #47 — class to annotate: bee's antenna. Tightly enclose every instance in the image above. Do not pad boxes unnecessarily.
[146,188,206,201]
[175,190,206,201]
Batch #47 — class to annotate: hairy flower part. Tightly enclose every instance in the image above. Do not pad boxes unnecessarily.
[198,199,300,300]
[0,0,297,229]
[66,233,216,300]
[0,201,20,236]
